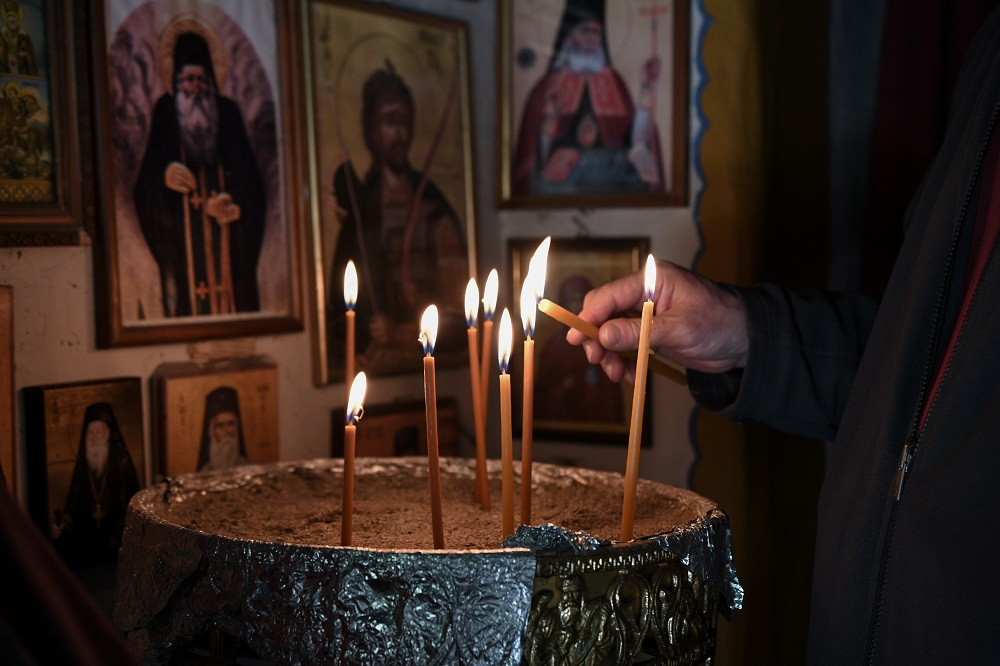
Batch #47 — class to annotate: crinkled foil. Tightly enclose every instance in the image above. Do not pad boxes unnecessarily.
[503,522,609,553]
[114,473,535,664]
[640,510,745,618]
[114,459,740,664]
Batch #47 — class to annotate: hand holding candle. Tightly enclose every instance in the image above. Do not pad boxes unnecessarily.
[344,260,358,401]
[465,279,489,510]
[537,278,685,384]
[621,255,657,542]
[498,308,516,539]
[420,305,445,549]
[342,371,367,547]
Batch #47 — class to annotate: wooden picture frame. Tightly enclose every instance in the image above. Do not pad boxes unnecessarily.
[331,398,459,459]
[303,0,477,384]
[89,0,305,347]
[498,0,688,208]
[509,237,651,445]
[23,377,144,569]
[0,0,93,246]
[0,286,13,494]
[150,357,279,480]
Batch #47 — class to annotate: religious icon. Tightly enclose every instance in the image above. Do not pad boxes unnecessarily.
[509,237,652,446]
[23,377,145,570]
[92,0,302,345]
[151,358,279,479]
[304,0,477,383]
[500,0,688,207]
[0,0,56,203]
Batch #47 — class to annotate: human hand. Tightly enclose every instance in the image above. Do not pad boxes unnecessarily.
[164,161,197,194]
[566,260,747,382]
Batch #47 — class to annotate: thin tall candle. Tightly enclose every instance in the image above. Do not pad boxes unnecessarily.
[480,269,499,422]
[519,277,536,526]
[465,279,489,510]
[344,260,358,402]
[498,308,515,539]
[622,256,657,541]
[420,305,445,549]
[342,371,367,547]
[537,297,686,385]
[519,238,549,526]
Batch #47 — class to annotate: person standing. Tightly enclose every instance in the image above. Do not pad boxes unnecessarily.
[567,6,1000,662]
[133,30,266,318]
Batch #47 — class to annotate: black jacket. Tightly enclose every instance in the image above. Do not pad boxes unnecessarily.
[690,6,1000,663]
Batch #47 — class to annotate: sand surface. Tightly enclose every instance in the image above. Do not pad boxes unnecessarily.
[152,457,714,551]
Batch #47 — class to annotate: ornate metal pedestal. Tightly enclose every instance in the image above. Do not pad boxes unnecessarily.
[113,458,741,664]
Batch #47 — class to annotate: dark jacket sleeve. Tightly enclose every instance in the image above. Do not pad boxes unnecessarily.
[688,284,880,441]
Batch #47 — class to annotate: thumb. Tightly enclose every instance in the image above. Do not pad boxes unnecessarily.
[599,318,640,351]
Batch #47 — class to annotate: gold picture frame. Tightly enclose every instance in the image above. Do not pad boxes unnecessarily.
[303,0,477,384]
[0,286,13,494]
[0,0,92,245]
[89,0,305,346]
[509,236,651,445]
[498,0,689,208]
[330,398,459,458]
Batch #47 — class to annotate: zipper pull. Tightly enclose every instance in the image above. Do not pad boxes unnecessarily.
[893,442,917,501]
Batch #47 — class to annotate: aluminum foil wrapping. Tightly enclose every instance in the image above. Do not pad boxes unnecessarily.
[641,509,745,618]
[113,483,535,664]
[113,459,740,664]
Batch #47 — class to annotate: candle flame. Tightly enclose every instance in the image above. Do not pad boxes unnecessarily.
[482,269,499,320]
[528,236,551,302]
[346,371,367,425]
[520,276,536,338]
[644,254,657,301]
[344,260,358,310]
[498,308,513,373]
[465,278,479,328]
[419,305,439,355]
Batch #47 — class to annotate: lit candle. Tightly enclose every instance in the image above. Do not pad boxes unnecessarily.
[342,371,367,547]
[537,278,685,385]
[621,255,657,542]
[465,279,489,510]
[420,305,445,549]
[480,269,499,422]
[344,260,358,401]
[519,277,536,526]
[518,238,548,526]
[498,308,515,539]
[537,297,600,339]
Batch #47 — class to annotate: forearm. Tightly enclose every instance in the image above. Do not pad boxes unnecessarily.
[690,284,879,441]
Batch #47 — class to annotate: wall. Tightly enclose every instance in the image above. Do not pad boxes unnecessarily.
[2,0,817,663]
[3,0,706,501]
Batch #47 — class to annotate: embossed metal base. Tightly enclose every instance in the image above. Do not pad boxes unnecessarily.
[113,458,740,664]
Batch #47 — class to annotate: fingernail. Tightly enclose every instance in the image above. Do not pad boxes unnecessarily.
[603,324,621,348]
[585,345,595,363]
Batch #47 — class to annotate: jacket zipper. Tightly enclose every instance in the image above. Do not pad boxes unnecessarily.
[863,97,1000,665]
